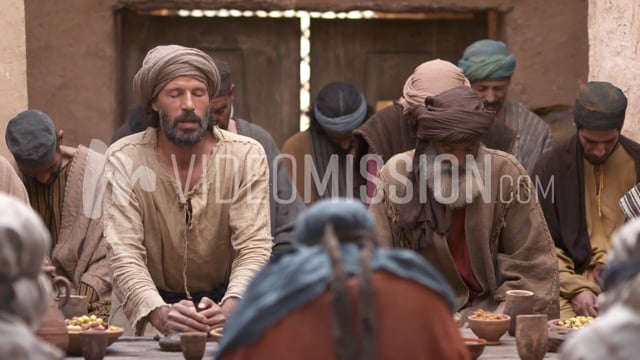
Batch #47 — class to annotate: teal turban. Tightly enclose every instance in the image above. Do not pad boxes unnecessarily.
[458,39,516,82]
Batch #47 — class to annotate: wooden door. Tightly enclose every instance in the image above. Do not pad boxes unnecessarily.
[310,13,489,109]
[119,10,300,147]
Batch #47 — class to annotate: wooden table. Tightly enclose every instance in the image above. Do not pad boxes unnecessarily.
[65,336,219,359]
[460,328,561,359]
[65,331,561,359]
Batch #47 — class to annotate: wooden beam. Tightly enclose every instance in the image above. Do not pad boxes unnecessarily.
[487,10,498,39]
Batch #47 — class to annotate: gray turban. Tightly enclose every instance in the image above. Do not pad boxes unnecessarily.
[133,45,220,106]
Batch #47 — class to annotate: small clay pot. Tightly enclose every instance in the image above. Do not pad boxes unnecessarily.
[504,289,535,336]
[180,332,207,360]
[62,295,89,319]
[80,331,108,360]
[36,275,71,352]
[516,314,548,360]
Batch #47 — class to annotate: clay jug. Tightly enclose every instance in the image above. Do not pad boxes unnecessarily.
[504,289,535,336]
[36,266,71,352]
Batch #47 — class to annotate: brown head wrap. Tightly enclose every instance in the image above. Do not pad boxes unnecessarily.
[397,59,470,115]
[413,86,494,144]
[397,87,493,255]
[133,45,220,107]
[574,81,627,130]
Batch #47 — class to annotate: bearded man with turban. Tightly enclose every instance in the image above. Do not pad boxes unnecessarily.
[459,39,553,173]
[370,86,559,321]
[532,81,640,319]
[104,45,272,336]
[352,59,470,202]
[217,199,468,360]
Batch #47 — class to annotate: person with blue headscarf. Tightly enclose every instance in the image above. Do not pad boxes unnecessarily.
[216,198,468,360]
[281,82,375,205]
[458,39,553,173]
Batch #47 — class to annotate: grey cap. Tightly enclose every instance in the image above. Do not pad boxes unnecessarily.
[6,110,57,168]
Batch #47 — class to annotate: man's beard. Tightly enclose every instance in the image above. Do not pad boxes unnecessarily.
[159,108,209,145]
[584,146,617,165]
[422,145,487,209]
[483,99,503,113]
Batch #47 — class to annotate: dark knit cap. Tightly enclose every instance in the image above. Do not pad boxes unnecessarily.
[574,81,627,130]
[6,110,57,168]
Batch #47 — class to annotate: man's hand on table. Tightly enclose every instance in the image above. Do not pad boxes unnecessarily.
[149,297,226,334]
[571,290,599,317]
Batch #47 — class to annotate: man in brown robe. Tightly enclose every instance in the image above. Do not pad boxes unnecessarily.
[217,199,469,360]
[5,109,111,317]
[352,59,470,202]
[532,81,640,318]
[370,86,559,320]
[282,81,374,204]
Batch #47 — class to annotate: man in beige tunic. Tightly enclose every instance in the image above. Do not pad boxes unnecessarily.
[0,154,28,203]
[370,86,559,320]
[104,45,272,336]
[5,109,111,317]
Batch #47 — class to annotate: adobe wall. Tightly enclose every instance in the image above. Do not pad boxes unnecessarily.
[24,0,120,149]
[588,0,640,142]
[0,0,29,157]
[23,0,588,147]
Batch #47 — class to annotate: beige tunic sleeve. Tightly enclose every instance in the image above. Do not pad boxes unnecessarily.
[0,155,28,204]
[103,151,165,331]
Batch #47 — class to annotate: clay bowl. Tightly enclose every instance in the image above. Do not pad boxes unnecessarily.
[67,326,123,355]
[547,319,576,335]
[462,337,487,359]
[467,314,511,344]
[548,317,595,333]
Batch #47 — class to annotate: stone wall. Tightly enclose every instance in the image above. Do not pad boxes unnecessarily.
[22,0,588,147]
[588,0,640,142]
[0,0,29,157]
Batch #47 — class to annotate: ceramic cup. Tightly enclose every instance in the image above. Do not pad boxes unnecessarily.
[80,331,109,360]
[504,289,535,336]
[516,314,548,360]
[180,332,207,360]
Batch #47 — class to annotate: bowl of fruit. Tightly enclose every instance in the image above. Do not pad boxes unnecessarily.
[65,315,123,355]
[548,316,595,334]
